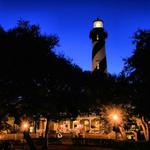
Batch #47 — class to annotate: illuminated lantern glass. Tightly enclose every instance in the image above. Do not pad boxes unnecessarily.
[93,20,103,28]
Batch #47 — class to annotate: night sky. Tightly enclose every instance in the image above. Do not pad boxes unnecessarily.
[0,0,150,74]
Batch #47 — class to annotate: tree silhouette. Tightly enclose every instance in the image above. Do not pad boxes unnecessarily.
[0,20,87,149]
[0,20,86,116]
[123,29,150,116]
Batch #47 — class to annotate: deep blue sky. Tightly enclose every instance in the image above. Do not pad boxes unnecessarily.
[0,0,150,74]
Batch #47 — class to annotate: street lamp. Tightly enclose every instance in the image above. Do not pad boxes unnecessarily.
[113,114,119,121]
[101,105,127,140]
[112,114,120,140]
[21,121,30,132]
[107,108,123,140]
[21,121,30,149]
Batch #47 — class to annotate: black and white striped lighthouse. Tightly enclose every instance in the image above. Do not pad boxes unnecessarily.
[90,18,107,72]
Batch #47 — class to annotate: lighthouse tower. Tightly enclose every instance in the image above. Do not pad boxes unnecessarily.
[90,18,107,72]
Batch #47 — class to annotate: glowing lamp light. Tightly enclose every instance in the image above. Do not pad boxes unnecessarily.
[110,112,121,125]
[21,121,30,132]
[23,123,28,128]
[93,18,103,28]
[113,114,119,122]
[106,107,124,125]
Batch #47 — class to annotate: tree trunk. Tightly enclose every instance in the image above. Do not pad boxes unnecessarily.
[23,132,36,150]
[140,120,147,140]
[132,131,138,141]
[141,116,149,141]
[42,116,49,150]
[119,126,127,140]
[133,116,149,141]
[34,120,37,134]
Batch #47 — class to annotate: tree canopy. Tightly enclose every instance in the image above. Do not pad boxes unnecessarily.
[0,20,87,121]
[123,29,150,115]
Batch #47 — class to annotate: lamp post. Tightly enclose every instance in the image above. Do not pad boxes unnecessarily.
[104,105,125,140]
[21,121,30,149]
[22,122,29,132]
[112,114,119,140]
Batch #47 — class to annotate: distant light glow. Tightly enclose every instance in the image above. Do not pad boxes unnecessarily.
[23,123,28,128]
[93,20,103,28]
[113,114,119,121]
[21,121,30,132]
[108,109,122,125]
[103,106,125,126]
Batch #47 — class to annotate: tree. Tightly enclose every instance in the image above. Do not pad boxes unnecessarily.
[123,29,150,116]
[0,20,85,149]
[121,30,150,141]
[1,19,100,149]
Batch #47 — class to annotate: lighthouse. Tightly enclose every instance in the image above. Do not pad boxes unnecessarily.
[90,18,107,73]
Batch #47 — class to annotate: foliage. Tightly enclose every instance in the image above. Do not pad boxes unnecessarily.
[123,29,150,116]
[0,20,86,121]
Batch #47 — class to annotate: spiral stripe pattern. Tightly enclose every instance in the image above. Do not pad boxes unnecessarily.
[92,40,107,72]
